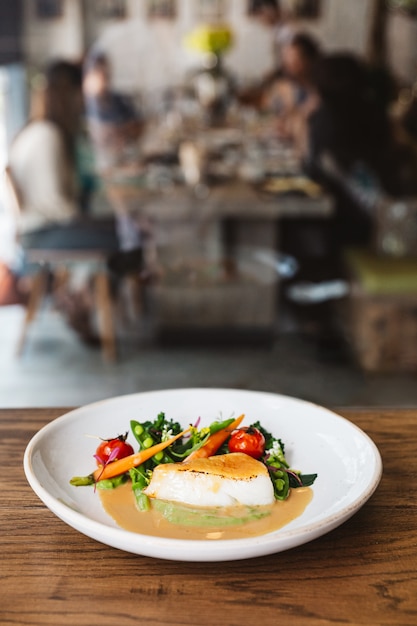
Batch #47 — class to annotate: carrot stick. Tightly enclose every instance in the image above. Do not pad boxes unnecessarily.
[184,414,244,462]
[92,427,190,482]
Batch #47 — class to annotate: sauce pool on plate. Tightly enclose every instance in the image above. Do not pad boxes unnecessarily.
[99,483,313,540]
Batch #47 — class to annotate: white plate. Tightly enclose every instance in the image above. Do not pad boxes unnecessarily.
[24,388,382,562]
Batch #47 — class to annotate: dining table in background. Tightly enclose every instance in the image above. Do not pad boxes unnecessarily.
[103,118,334,254]
[1,406,416,626]
[101,122,333,338]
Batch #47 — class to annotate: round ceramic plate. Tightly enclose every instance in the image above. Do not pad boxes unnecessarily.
[23,388,382,562]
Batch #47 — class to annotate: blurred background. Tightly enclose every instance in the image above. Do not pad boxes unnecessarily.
[2,0,417,408]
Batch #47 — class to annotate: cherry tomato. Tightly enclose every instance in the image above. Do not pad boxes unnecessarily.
[95,433,134,466]
[227,426,265,460]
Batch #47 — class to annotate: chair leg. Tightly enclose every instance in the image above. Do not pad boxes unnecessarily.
[94,271,116,362]
[123,275,143,324]
[51,266,70,293]
[16,269,48,356]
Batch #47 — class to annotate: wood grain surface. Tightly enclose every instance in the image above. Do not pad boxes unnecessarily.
[1,407,416,626]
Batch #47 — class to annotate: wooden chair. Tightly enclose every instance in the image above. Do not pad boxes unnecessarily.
[4,166,117,361]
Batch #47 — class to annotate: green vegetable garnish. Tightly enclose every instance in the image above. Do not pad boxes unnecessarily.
[251,420,317,500]
[71,412,317,509]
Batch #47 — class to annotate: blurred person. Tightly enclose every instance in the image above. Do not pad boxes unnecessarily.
[6,60,134,342]
[239,22,321,116]
[281,33,321,100]
[9,60,118,251]
[262,33,321,151]
[280,54,417,358]
[239,0,295,108]
[83,53,143,174]
[250,0,295,64]
[84,52,150,260]
[305,53,417,248]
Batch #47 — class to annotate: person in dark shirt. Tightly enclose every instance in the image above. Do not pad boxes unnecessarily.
[83,53,143,173]
[283,54,417,360]
[85,81,138,125]
[305,53,417,248]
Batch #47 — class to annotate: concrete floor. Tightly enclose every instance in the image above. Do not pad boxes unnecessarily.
[1,303,417,409]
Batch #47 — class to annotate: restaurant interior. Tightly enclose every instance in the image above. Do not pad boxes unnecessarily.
[1,0,417,408]
[2,3,417,625]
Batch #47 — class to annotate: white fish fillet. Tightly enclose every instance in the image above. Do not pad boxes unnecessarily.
[144,453,275,507]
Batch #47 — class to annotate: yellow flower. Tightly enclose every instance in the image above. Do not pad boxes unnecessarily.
[183,25,233,55]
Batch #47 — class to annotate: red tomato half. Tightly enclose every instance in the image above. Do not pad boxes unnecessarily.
[95,434,134,466]
[227,427,265,459]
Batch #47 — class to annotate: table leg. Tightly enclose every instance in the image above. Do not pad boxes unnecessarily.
[94,271,116,362]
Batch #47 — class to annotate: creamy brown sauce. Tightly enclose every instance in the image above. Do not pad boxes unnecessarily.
[99,482,313,540]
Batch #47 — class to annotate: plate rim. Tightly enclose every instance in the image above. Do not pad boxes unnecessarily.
[23,388,383,561]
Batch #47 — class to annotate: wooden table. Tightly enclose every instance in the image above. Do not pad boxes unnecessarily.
[105,180,333,334]
[105,179,333,249]
[2,407,416,626]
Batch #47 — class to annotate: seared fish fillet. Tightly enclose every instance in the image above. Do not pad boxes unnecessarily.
[144,453,274,507]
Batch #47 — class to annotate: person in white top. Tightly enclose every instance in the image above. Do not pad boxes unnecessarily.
[10,120,78,235]
[8,60,118,251]
[6,61,139,342]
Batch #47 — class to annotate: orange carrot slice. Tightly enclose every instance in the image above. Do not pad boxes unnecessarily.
[93,427,190,482]
[183,414,244,462]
